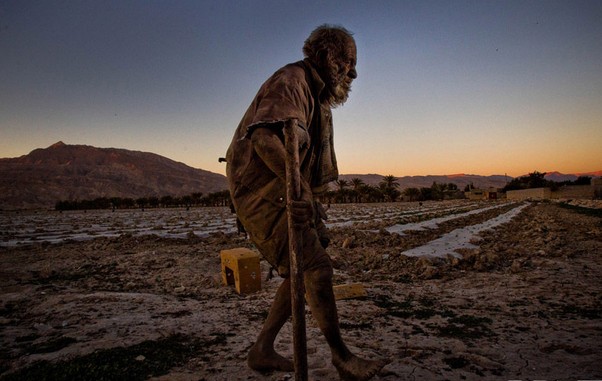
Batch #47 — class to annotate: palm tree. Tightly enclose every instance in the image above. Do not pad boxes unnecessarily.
[379,175,401,202]
[335,179,349,191]
[404,187,420,202]
[362,184,384,203]
[191,192,204,206]
[350,178,365,202]
[430,182,445,200]
[334,179,349,203]
[379,175,400,189]
[350,178,365,189]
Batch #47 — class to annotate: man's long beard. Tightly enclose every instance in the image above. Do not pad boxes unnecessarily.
[325,67,352,108]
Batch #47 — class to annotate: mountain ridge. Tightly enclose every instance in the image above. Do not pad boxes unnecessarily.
[339,170,602,190]
[1,142,599,209]
[0,142,228,209]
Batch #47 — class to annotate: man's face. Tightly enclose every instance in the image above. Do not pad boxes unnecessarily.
[326,39,357,107]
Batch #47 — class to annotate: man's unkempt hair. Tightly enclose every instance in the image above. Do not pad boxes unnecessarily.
[303,24,354,63]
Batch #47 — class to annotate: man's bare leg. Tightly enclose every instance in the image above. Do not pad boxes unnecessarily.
[305,266,389,381]
[247,277,295,372]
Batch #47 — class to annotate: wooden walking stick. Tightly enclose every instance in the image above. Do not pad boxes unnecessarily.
[283,118,308,381]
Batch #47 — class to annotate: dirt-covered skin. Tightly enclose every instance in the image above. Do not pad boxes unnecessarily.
[1,201,601,380]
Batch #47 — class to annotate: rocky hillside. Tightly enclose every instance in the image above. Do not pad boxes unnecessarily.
[0,142,228,209]
[542,170,602,183]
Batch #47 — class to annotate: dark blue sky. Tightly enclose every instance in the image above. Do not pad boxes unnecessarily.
[1,0,601,176]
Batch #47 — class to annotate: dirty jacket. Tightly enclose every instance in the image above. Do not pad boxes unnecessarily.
[226,58,338,209]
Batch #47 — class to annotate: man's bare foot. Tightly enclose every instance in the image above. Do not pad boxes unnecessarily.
[333,353,390,381]
[247,343,294,372]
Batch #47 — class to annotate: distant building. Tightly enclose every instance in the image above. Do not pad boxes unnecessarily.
[554,184,595,199]
[463,177,602,202]
[465,188,499,201]
[506,188,552,201]
[498,178,602,201]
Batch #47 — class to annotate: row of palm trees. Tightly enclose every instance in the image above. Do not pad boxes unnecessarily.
[55,176,465,210]
[322,175,463,203]
[324,175,402,203]
[55,190,232,211]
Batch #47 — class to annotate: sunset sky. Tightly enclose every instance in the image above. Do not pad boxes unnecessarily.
[1,0,601,177]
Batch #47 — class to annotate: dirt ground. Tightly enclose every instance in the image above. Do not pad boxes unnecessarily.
[1,201,601,381]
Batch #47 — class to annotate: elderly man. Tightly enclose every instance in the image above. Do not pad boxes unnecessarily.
[226,25,388,380]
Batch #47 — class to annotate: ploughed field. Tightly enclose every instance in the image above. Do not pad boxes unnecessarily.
[1,200,601,380]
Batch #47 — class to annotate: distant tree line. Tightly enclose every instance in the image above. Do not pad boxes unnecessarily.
[320,175,464,203]
[55,172,595,211]
[501,171,592,192]
[54,176,465,211]
[55,190,231,211]
[328,172,594,203]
